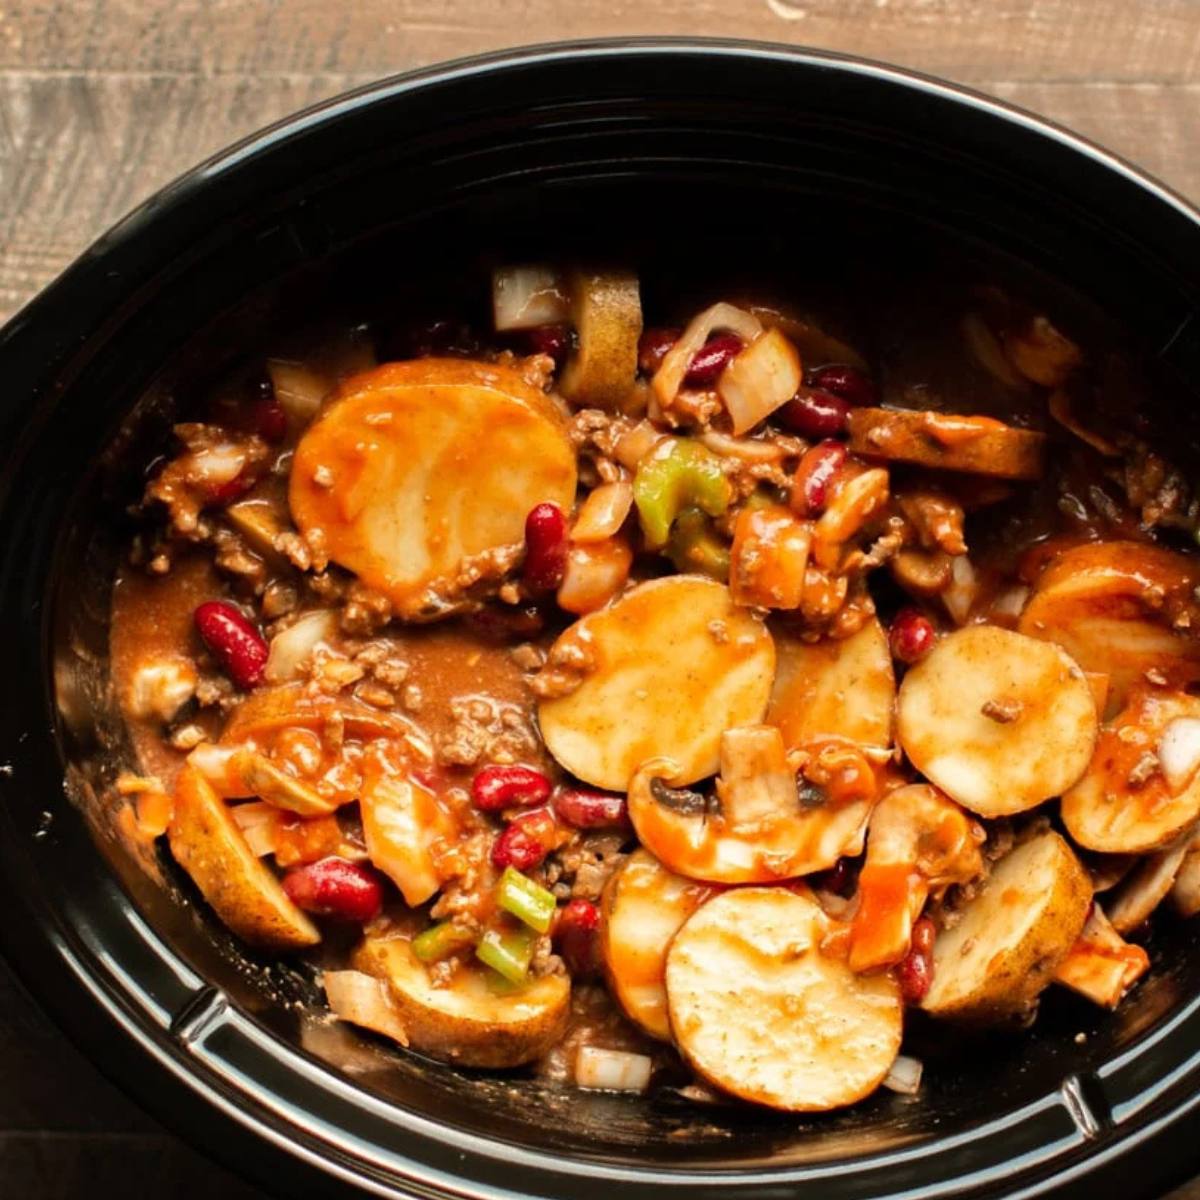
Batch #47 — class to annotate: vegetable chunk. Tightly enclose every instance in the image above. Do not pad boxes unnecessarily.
[666,888,902,1111]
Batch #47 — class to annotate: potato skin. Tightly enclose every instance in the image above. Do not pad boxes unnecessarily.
[354,935,570,1069]
[167,764,319,950]
[922,831,1092,1023]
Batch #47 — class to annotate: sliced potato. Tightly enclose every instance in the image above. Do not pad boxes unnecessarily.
[600,849,716,1039]
[1018,541,1200,711]
[557,268,642,410]
[1053,905,1149,1009]
[323,969,410,1046]
[897,625,1097,817]
[847,407,1045,480]
[1062,691,1200,854]
[167,764,319,950]
[767,618,895,751]
[666,888,902,1111]
[290,359,576,617]
[538,576,775,790]
[354,932,569,1068]
[1104,832,1191,933]
[922,831,1091,1022]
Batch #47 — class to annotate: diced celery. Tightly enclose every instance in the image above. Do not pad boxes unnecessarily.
[633,439,732,549]
[476,924,538,984]
[411,921,475,963]
[496,866,557,933]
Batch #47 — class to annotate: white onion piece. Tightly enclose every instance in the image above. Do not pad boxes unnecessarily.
[613,420,667,470]
[125,658,197,722]
[701,431,786,463]
[717,328,802,435]
[989,585,1031,624]
[556,540,632,615]
[881,1054,923,1096]
[187,743,242,792]
[265,609,340,684]
[574,1046,653,1092]
[268,359,332,427]
[233,803,281,857]
[323,970,410,1047]
[1159,718,1200,793]
[191,444,246,487]
[492,265,570,332]
[942,555,979,625]
[651,302,763,408]
[961,314,1025,389]
[571,481,633,543]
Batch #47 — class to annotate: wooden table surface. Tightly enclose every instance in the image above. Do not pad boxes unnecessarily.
[3,1,1200,1195]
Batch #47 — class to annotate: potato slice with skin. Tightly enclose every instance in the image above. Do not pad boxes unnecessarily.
[538,576,774,790]
[558,268,642,410]
[600,849,716,1040]
[768,618,894,751]
[666,888,902,1112]
[1062,691,1200,854]
[1018,541,1200,712]
[167,764,319,950]
[922,831,1092,1023]
[1053,904,1149,1009]
[354,933,569,1068]
[898,625,1097,817]
[290,359,576,617]
[1104,830,1192,933]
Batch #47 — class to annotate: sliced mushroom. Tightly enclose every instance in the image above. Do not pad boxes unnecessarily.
[189,745,338,818]
[627,727,876,884]
[922,831,1092,1023]
[557,268,642,410]
[220,682,416,745]
[848,784,985,973]
[897,625,1097,817]
[289,359,577,618]
[1053,905,1149,1009]
[665,888,902,1111]
[1062,690,1200,854]
[167,764,319,950]
[353,931,570,1068]
[1104,830,1193,934]
[600,849,716,1040]
[767,618,895,751]
[537,576,775,790]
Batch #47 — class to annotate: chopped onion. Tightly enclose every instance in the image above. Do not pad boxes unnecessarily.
[989,584,1031,624]
[571,481,634,543]
[187,742,242,792]
[613,420,667,470]
[265,609,339,684]
[942,555,979,625]
[574,1046,653,1092]
[233,802,281,857]
[652,302,763,408]
[1159,717,1200,793]
[961,313,1025,389]
[882,1054,923,1095]
[557,539,632,615]
[191,444,246,487]
[491,265,569,332]
[268,358,333,427]
[125,658,197,722]
[323,970,410,1047]
[717,328,802,435]
[701,430,787,463]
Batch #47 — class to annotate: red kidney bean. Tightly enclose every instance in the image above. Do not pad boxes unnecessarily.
[890,608,936,665]
[472,764,553,812]
[911,915,936,957]
[815,857,855,897]
[282,857,384,922]
[553,786,630,829]
[777,388,851,438]
[194,600,268,689]
[252,395,288,443]
[638,326,682,375]
[807,364,877,408]
[684,333,744,387]
[792,439,847,515]
[896,916,936,1004]
[491,808,557,871]
[523,324,571,364]
[555,897,601,977]
[523,502,568,593]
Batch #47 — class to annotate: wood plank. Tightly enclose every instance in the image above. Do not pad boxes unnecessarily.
[1,74,1198,323]
[2,0,1200,85]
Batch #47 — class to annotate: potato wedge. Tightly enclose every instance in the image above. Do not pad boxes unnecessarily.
[1018,541,1200,711]
[897,625,1097,817]
[558,268,642,410]
[354,932,569,1068]
[600,849,716,1039]
[1062,691,1200,854]
[1053,905,1149,1009]
[847,407,1045,480]
[290,359,576,617]
[922,831,1092,1022]
[666,888,902,1111]
[538,576,775,790]
[167,764,319,950]
[768,618,895,751]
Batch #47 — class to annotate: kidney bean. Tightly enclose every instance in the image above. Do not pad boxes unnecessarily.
[684,333,744,387]
[815,857,856,897]
[282,857,384,922]
[472,764,553,812]
[555,897,601,977]
[491,808,558,871]
[638,326,682,375]
[523,502,568,593]
[792,439,848,515]
[252,394,288,443]
[890,608,936,665]
[777,388,851,438]
[911,915,936,957]
[193,600,268,689]
[523,324,571,364]
[807,363,877,408]
[553,785,630,829]
[896,916,936,1004]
